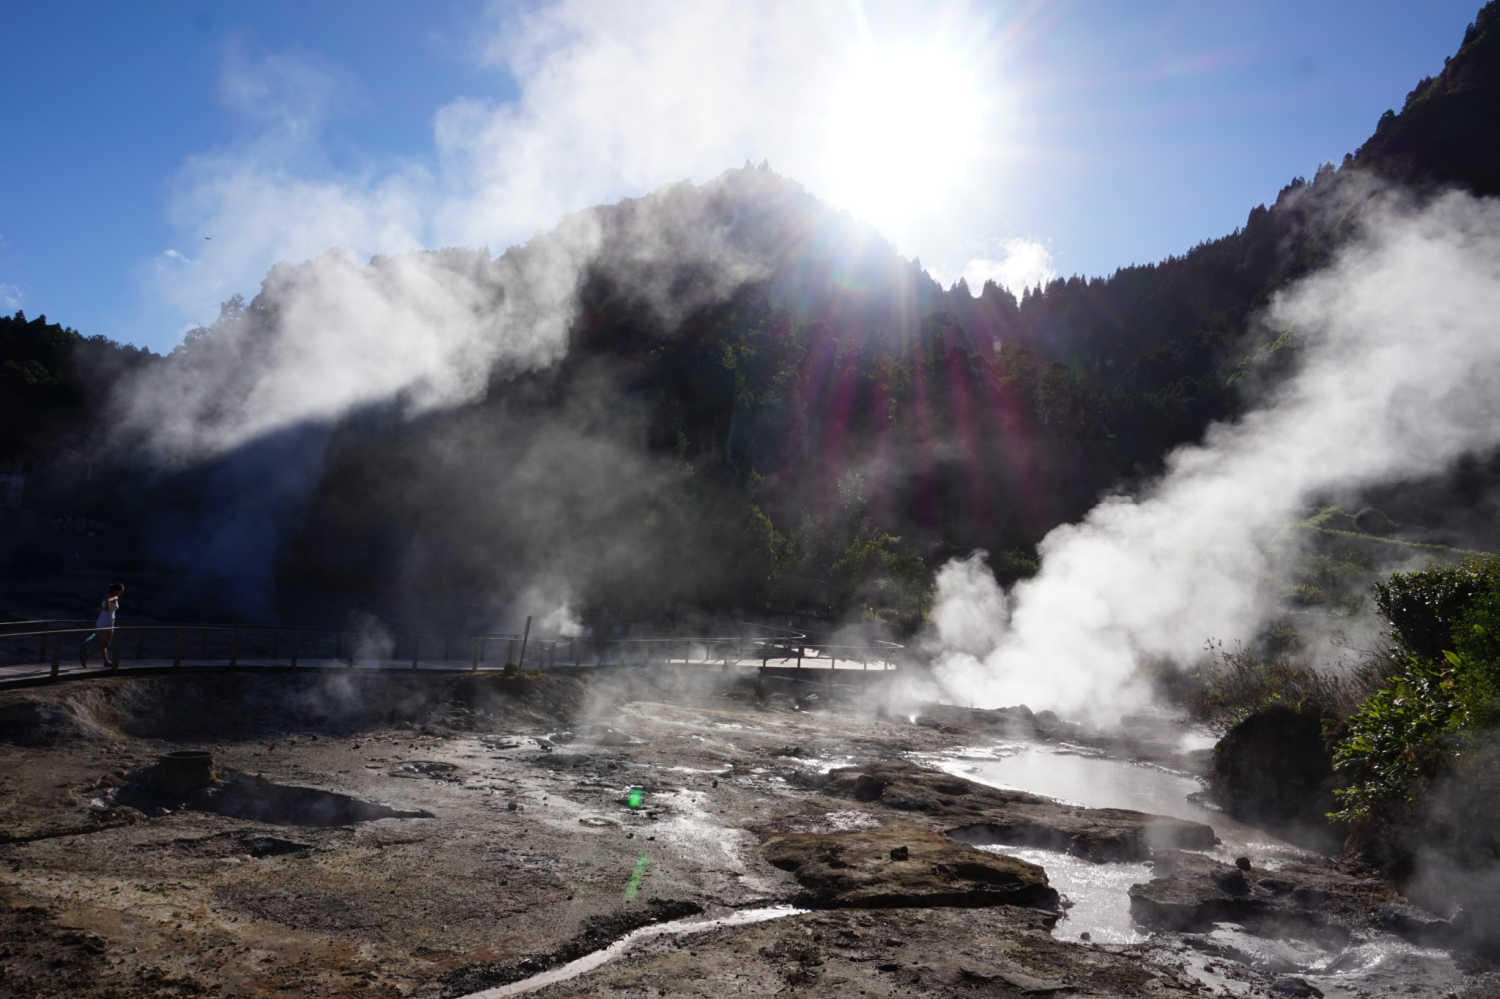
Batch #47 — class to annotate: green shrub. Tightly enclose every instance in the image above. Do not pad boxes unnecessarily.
[1372,557,1500,659]
[1333,559,1500,825]
[1330,655,1469,823]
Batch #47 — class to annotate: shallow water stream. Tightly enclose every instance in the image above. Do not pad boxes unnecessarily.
[458,905,805,998]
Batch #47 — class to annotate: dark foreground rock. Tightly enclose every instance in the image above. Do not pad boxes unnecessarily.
[115,767,434,825]
[0,700,99,746]
[819,762,1217,861]
[1129,850,1454,948]
[1209,705,1339,849]
[761,822,1060,912]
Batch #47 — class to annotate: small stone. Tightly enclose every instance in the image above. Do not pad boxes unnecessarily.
[1235,856,1251,871]
[1213,868,1250,896]
[889,846,909,861]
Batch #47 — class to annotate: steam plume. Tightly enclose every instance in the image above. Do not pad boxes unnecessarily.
[109,170,785,622]
[117,174,776,461]
[929,185,1500,723]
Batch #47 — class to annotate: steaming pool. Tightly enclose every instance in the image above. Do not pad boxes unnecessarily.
[920,740,1311,944]
[922,739,1465,997]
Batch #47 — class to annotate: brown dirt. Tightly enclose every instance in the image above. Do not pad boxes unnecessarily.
[2,668,1487,998]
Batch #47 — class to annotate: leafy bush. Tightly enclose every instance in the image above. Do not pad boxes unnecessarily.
[1330,655,1469,823]
[1332,558,1500,825]
[1371,557,1500,659]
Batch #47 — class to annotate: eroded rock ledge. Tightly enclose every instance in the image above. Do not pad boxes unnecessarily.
[1130,850,1457,948]
[762,822,1060,912]
[813,761,1218,861]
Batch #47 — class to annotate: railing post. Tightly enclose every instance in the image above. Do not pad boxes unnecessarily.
[471,637,480,671]
[229,628,239,668]
[518,616,532,670]
[796,645,803,670]
[290,630,300,668]
[174,629,183,668]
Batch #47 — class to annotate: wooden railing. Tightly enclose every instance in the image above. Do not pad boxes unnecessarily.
[0,620,905,685]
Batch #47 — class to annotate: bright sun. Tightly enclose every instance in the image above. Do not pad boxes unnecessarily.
[821,39,989,238]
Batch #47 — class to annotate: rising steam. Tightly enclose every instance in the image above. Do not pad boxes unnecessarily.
[107,169,788,623]
[929,185,1500,723]
[117,172,779,462]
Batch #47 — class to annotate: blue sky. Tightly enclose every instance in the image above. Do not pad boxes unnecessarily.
[1,0,1484,353]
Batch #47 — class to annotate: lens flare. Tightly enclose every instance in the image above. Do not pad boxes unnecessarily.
[820,37,991,237]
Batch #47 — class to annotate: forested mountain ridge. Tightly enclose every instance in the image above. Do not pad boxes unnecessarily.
[7,3,1499,630]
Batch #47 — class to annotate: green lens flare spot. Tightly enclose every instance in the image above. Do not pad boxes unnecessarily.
[626,786,644,809]
[624,852,650,901]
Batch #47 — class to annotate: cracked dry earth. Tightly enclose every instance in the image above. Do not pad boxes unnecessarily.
[0,668,1484,999]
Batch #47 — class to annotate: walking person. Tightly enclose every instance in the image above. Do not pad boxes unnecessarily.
[80,582,124,669]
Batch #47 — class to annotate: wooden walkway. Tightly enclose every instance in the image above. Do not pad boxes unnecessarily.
[0,621,902,688]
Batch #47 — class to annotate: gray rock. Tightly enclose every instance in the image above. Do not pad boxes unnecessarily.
[763,822,1060,913]
[822,763,1217,863]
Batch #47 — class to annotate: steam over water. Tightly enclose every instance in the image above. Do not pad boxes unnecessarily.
[928,187,1500,723]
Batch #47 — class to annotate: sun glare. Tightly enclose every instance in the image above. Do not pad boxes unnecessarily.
[822,39,989,238]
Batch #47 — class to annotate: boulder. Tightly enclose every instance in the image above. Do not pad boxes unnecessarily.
[1209,705,1338,848]
[762,822,1059,912]
[1128,850,1441,946]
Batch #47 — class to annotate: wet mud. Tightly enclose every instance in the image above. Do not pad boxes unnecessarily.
[0,669,1495,998]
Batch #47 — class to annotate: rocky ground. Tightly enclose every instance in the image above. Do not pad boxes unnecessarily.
[0,666,1495,998]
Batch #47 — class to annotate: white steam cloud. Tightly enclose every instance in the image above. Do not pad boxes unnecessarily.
[930,187,1500,723]
[120,174,776,460]
[960,238,1056,299]
[126,215,600,459]
[148,1,1013,350]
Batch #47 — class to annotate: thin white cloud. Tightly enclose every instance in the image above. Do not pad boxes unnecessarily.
[219,44,352,138]
[960,238,1056,299]
[0,282,21,312]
